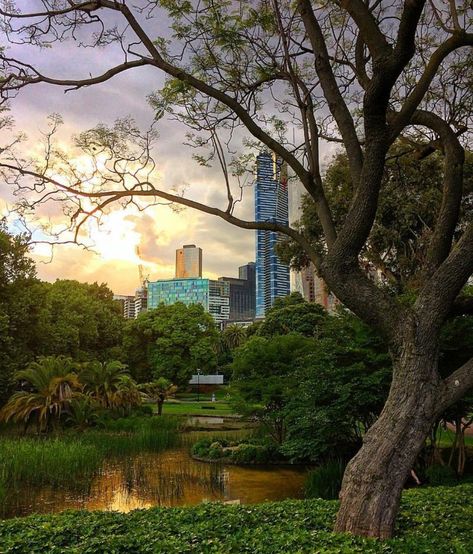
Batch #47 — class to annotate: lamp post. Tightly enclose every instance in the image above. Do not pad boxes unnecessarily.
[197,368,201,402]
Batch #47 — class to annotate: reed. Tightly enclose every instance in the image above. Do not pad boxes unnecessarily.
[0,438,102,489]
[81,416,181,455]
[304,460,345,500]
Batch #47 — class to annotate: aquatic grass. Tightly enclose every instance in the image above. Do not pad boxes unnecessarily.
[305,459,346,500]
[0,418,181,493]
[0,476,6,506]
[79,416,181,455]
[0,438,102,489]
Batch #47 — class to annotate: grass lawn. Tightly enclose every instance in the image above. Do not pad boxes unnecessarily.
[435,426,473,448]
[175,388,230,402]
[161,401,237,417]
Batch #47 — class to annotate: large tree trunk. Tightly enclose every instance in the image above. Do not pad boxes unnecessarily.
[335,340,441,539]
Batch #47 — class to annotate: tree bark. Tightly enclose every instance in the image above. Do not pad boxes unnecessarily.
[335,338,441,538]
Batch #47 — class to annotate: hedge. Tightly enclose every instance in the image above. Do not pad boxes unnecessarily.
[0,484,472,553]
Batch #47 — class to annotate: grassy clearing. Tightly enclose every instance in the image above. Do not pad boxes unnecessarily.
[0,484,472,553]
[162,401,235,417]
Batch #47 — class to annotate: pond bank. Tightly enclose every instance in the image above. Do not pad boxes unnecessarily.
[1,484,472,553]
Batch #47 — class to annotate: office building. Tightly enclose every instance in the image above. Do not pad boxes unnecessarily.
[255,151,290,317]
[114,290,148,319]
[134,287,148,318]
[175,244,202,278]
[218,262,256,321]
[113,295,136,319]
[147,277,230,324]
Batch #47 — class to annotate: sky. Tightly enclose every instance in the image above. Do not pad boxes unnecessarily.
[0,1,332,295]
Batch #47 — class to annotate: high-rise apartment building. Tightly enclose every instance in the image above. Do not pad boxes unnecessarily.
[218,262,256,321]
[175,244,202,278]
[113,295,136,319]
[114,290,147,319]
[147,277,230,325]
[255,151,290,317]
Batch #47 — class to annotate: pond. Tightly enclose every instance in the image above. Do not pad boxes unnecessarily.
[1,431,309,519]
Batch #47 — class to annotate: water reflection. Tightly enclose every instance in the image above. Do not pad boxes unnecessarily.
[1,435,308,519]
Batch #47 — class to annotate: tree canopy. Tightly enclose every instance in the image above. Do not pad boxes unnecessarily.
[123,302,218,386]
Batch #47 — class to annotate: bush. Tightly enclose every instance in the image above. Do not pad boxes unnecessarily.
[132,404,154,417]
[305,460,346,500]
[231,444,269,464]
[0,484,472,553]
[425,463,457,486]
[191,438,212,458]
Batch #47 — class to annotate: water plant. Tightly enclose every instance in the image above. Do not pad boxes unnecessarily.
[0,438,102,489]
[305,460,346,500]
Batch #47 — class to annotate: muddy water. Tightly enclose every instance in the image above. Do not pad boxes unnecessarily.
[1,433,309,518]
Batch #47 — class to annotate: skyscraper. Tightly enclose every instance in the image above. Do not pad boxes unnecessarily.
[147,277,230,325]
[218,262,256,321]
[175,244,202,278]
[255,151,290,317]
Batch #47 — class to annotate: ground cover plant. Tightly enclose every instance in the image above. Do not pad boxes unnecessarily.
[0,484,471,553]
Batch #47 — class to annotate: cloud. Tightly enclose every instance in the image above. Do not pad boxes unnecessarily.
[0,6,333,295]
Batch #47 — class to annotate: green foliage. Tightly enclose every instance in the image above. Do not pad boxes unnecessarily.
[35,280,124,362]
[230,443,272,464]
[139,378,177,415]
[0,222,40,405]
[80,360,140,412]
[279,148,473,291]
[0,356,82,432]
[305,460,346,500]
[123,302,218,385]
[231,334,315,443]
[191,437,278,464]
[256,298,328,338]
[282,319,391,462]
[1,484,473,552]
[425,464,458,486]
[0,225,124,408]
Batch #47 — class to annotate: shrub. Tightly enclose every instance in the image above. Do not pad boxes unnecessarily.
[132,404,154,417]
[305,460,346,500]
[191,438,212,458]
[232,444,263,464]
[207,444,224,460]
[425,463,457,486]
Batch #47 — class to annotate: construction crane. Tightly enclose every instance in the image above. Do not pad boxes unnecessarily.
[135,246,150,289]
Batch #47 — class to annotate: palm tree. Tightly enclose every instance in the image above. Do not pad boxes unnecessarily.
[0,356,81,433]
[109,375,142,412]
[222,324,247,351]
[79,360,140,411]
[66,396,99,431]
[139,378,177,416]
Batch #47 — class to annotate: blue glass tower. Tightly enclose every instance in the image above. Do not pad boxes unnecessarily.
[255,151,290,317]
